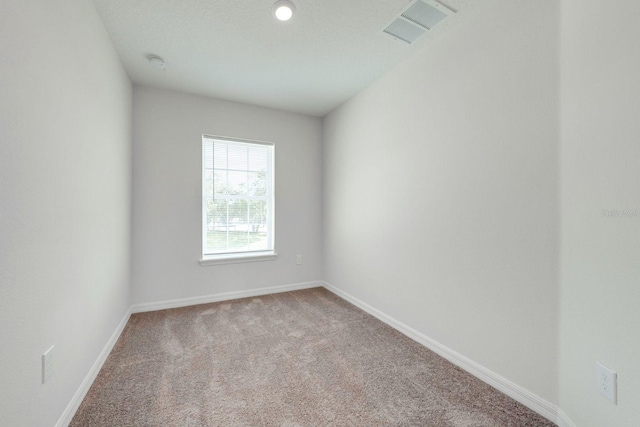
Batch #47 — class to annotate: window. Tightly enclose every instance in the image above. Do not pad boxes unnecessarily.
[201,136,275,265]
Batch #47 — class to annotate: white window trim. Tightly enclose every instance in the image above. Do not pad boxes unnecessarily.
[201,135,276,266]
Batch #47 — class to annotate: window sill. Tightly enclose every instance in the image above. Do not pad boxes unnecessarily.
[199,251,278,266]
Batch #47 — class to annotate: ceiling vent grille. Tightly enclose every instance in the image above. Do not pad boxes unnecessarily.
[383,0,455,44]
[384,18,426,44]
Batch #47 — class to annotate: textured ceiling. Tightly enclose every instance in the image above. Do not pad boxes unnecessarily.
[93,0,485,116]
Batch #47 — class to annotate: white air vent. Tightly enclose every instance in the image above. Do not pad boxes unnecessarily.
[384,18,426,44]
[403,1,448,29]
[383,0,455,44]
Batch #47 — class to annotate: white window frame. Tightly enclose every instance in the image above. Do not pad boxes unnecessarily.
[199,135,276,266]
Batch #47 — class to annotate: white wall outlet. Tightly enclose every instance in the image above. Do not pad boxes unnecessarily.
[296,254,302,265]
[42,346,54,384]
[596,362,617,403]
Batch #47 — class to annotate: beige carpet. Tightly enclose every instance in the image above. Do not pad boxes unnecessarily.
[70,288,556,426]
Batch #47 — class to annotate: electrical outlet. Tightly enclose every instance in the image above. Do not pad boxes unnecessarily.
[596,362,617,403]
[296,254,302,265]
[42,346,54,384]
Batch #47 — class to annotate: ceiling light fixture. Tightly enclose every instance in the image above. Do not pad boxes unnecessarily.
[272,0,296,21]
[147,55,166,70]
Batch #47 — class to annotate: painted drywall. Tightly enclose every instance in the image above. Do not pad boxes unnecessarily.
[559,1,640,425]
[323,0,560,405]
[131,86,322,304]
[0,0,132,425]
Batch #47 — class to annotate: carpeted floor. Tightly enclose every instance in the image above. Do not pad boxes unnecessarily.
[71,287,556,426]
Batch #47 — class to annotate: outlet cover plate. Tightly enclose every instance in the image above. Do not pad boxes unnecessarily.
[596,362,617,403]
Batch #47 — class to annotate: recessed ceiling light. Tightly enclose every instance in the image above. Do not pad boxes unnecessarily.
[147,55,166,70]
[272,0,296,21]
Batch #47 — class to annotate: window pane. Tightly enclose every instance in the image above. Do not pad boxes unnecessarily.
[248,145,268,171]
[228,199,248,225]
[204,141,214,170]
[213,171,227,195]
[249,201,267,250]
[227,144,247,171]
[206,199,228,252]
[249,200,266,227]
[228,200,248,250]
[248,171,266,196]
[204,170,214,197]
[228,170,247,195]
[213,143,227,169]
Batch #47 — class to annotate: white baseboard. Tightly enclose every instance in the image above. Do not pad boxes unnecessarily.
[130,280,323,313]
[55,307,132,427]
[322,281,572,426]
[556,408,577,427]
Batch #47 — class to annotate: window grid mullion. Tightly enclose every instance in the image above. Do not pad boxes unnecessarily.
[246,168,250,247]
[225,147,229,249]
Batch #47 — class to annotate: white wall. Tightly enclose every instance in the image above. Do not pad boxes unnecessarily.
[559,1,640,425]
[131,86,322,304]
[323,0,560,405]
[0,0,132,425]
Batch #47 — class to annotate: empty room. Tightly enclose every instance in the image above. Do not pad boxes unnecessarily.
[1,0,639,426]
